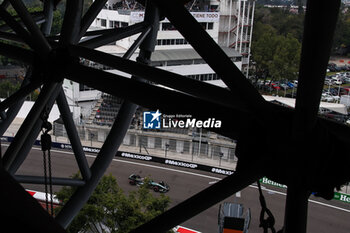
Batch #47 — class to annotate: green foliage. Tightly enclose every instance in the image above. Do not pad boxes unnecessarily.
[254,6,304,43]
[0,79,38,100]
[254,4,350,55]
[332,10,350,53]
[51,10,63,35]
[252,30,301,81]
[252,23,278,72]
[55,174,171,233]
[0,80,20,98]
[252,7,302,81]
[269,34,301,81]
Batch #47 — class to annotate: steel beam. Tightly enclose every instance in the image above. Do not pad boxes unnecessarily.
[0,70,33,136]
[69,45,248,112]
[55,1,161,227]
[41,0,55,36]
[65,62,247,140]
[15,175,85,186]
[0,0,10,9]
[131,165,262,233]
[0,31,24,43]
[283,185,310,233]
[8,0,51,56]
[152,0,268,116]
[283,1,341,233]
[56,89,91,181]
[59,0,83,45]
[0,81,42,113]
[123,25,151,59]
[7,85,62,175]
[55,100,138,228]
[0,166,67,233]
[79,0,108,39]
[65,63,246,134]
[0,42,33,65]
[2,82,60,173]
[0,11,45,32]
[293,0,341,135]
[0,5,34,47]
[79,22,149,48]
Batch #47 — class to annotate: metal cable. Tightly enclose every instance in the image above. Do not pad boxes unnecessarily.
[257,180,277,233]
[47,149,54,215]
[43,151,49,212]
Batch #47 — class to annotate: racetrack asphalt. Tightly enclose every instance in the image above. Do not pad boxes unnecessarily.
[12,146,350,233]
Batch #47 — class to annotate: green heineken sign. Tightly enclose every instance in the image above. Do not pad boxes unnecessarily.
[259,177,287,189]
[260,177,350,204]
[333,192,350,204]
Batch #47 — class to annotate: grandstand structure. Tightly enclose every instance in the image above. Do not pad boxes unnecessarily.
[93,93,123,126]
[0,0,349,233]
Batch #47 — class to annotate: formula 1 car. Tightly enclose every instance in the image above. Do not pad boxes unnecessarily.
[128,174,170,193]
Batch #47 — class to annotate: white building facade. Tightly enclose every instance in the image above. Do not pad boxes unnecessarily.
[63,0,255,120]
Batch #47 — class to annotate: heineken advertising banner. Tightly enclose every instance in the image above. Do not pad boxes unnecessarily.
[260,177,350,204]
[333,192,350,204]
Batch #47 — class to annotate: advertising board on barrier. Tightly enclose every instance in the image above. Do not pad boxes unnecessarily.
[3,136,350,204]
[165,159,198,169]
[211,167,234,176]
[259,177,288,189]
[260,177,350,204]
[333,192,350,204]
[120,152,152,161]
[115,151,234,175]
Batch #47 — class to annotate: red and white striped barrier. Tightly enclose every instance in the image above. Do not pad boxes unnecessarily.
[173,226,202,233]
[26,189,60,204]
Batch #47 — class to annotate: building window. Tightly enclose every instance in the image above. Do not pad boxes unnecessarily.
[101,19,107,27]
[199,22,206,29]
[109,20,119,28]
[208,23,214,30]
[79,84,95,91]
[162,22,176,31]
[186,73,220,81]
[156,38,190,46]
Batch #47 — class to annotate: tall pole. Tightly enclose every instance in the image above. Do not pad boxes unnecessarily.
[284,1,341,233]
[227,0,232,47]
[197,128,202,157]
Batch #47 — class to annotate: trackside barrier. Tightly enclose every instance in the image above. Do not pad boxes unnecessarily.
[260,177,350,204]
[0,136,234,177]
[172,225,202,233]
[3,136,347,204]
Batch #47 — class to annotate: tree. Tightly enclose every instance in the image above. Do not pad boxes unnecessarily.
[252,23,301,86]
[253,6,304,43]
[269,34,301,81]
[251,23,279,83]
[51,10,63,35]
[55,174,171,233]
[0,81,21,98]
[332,10,350,55]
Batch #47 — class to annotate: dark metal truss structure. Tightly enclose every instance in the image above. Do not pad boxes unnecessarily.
[0,0,349,232]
